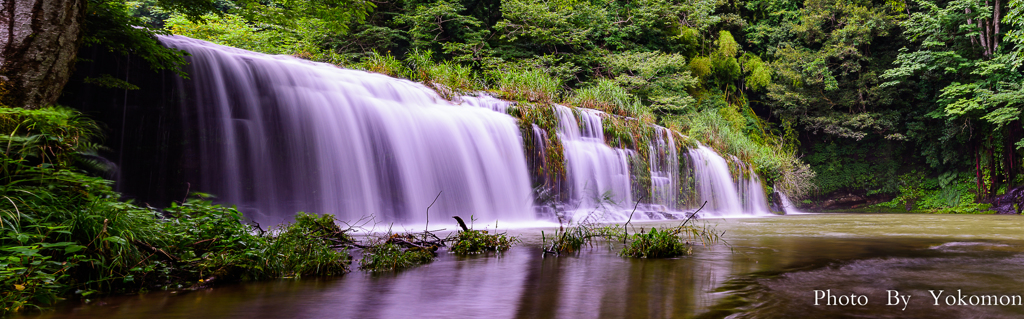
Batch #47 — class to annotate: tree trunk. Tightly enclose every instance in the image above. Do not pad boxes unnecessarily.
[0,0,86,109]
[1007,120,1022,190]
[990,144,1000,198]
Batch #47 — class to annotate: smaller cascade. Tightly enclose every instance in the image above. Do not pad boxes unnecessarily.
[688,145,744,215]
[462,94,511,113]
[741,174,772,215]
[778,192,807,214]
[648,127,680,212]
[553,105,634,219]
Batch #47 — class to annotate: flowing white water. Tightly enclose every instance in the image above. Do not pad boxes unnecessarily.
[649,127,679,212]
[160,35,534,224]
[553,105,634,220]
[742,174,772,215]
[778,192,808,214]
[689,146,744,216]
[155,35,771,224]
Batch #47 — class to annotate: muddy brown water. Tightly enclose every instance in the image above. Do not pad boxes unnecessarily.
[20,214,1024,318]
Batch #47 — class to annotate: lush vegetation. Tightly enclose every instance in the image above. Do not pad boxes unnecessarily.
[358,242,435,272]
[114,0,1024,211]
[447,229,520,255]
[8,0,1024,313]
[0,107,462,314]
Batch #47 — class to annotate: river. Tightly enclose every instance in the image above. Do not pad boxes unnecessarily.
[21,213,1024,318]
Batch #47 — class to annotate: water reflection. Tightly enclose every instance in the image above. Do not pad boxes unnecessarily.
[23,214,1024,319]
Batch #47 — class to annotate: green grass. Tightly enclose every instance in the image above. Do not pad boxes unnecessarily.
[358,242,435,272]
[569,79,647,119]
[360,51,407,78]
[620,222,726,258]
[620,227,689,258]
[491,69,561,103]
[447,229,520,255]
[679,110,815,199]
[0,107,355,315]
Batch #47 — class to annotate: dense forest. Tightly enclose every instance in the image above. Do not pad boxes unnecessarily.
[3,0,1019,210]
[1,0,1024,314]
[105,0,1024,211]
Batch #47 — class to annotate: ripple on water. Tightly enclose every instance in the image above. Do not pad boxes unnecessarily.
[714,241,1024,319]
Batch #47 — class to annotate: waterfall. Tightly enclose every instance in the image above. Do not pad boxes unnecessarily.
[552,105,634,220]
[649,127,679,212]
[688,146,745,216]
[778,192,807,214]
[160,35,534,224]
[742,174,772,216]
[140,35,773,224]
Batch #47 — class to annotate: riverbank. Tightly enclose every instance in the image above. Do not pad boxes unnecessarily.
[18,214,1024,319]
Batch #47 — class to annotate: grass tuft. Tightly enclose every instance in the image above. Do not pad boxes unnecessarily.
[447,229,520,255]
[358,242,435,272]
[491,69,561,103]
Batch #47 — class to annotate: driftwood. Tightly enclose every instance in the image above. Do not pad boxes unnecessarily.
[133,240,180,263]
[386,233,444,252]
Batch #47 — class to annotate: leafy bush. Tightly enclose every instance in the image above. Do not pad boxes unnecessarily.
[161,200,351,283]
[682,110,815,199]
[873,172,994,214]
[491,68,561,103]
[0,107,163,313]
[0,107,353,315]
[620,227,689,258]
[568,79,647,118]
[541,219,624,255]
[447,229,519,255]
[358,243,435,272]
[620,222,725,258]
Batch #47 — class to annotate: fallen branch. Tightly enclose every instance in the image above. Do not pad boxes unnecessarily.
[680,201,707,228]
[133,240,180,263]
[624,195,644,244]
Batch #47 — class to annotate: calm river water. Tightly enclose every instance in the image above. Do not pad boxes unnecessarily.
[22,214,1024,318]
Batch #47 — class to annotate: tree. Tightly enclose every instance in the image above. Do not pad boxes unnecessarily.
[1,0,374,109]
[0,0,87,109]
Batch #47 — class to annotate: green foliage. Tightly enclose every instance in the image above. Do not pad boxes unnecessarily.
[712,53,742,84]
[741,54,771,91]
[0,107,102,169]
[492,69,561,103]
[683,110,815,198]
[161,202,351,282]
[689,56,713,79]
[804,140,901,195]
[395,0,488,62]
[83,74,141,91]
[166,13,318,55]
[0,106,157,314]
[229,0,374,36]
[716,31,740,58]
[874,171,994,214]
[620,221,725,258]
[0,107,352,315]
[569,80,645,118]
[542,224,601,255]
[361,51,408,78]
[620,227,688,258]
[358,243,434,272]
[605,51,698,112]
[447,229,520,255]
[1008,0,1024,67]
[406,50,482,98]
[85,0,190,77]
